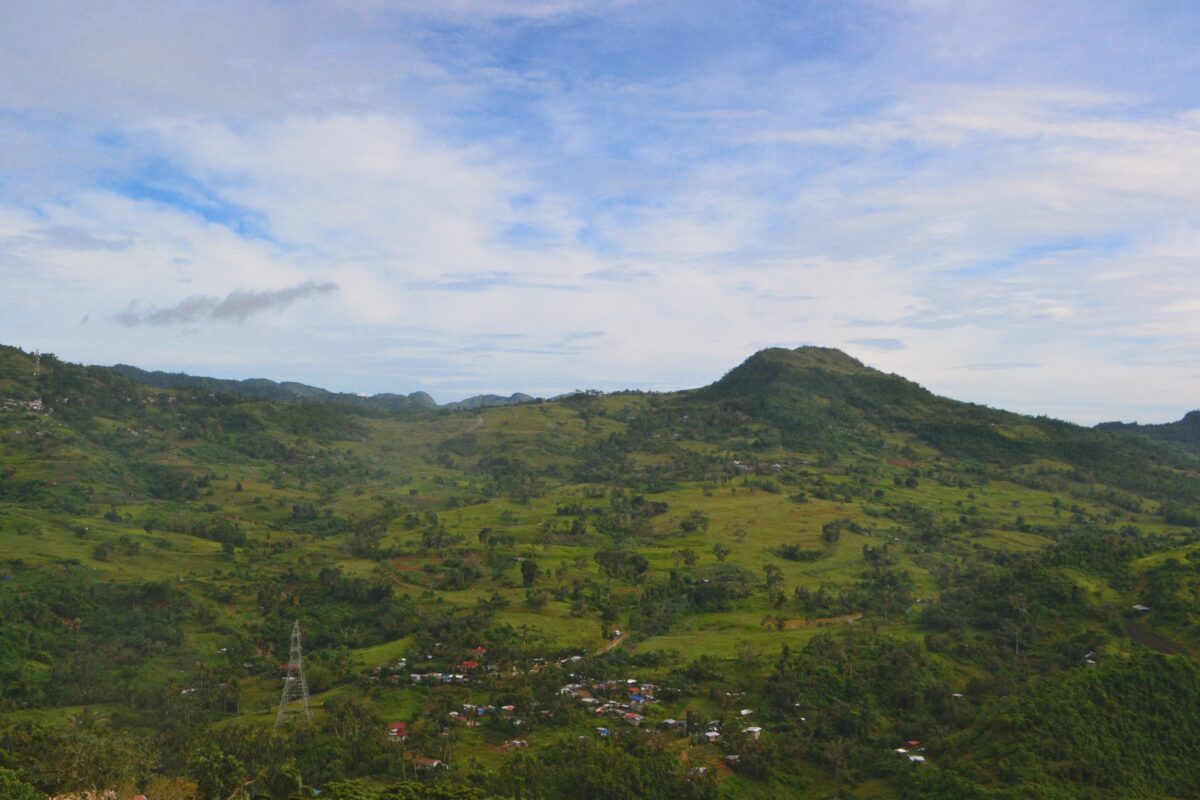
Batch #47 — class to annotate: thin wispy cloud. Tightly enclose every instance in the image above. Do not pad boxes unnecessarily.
[849,338,905,352]
[117,281,338,326]
[408,271,583,292]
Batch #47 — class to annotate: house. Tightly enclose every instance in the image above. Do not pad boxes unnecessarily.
[413,756,445,771]
[387,722,408,740]
[724,755,740,765]
[1132,604,1151,613]
[703,730,720,743]
[596,727,610,737]
[742,726,763,740]
[908,755,926,764]
[739,708,754,717]
[461,659,480,670]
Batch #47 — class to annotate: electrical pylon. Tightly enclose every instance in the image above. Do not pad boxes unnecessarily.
[275,620,312,728]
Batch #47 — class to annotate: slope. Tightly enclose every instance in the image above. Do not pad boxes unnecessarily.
[1097,410,1200,457]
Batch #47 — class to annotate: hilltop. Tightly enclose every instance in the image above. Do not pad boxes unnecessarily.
[1,343,1199,800]
[1097,410,1200,457]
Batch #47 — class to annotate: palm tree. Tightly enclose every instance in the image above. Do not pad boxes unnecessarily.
[237,760,315,800]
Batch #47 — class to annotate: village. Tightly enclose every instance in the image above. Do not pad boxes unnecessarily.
[362,640,791,778]
[356,634,940,783]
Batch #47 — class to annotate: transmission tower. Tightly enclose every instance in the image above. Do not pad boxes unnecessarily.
[275,620,312,728]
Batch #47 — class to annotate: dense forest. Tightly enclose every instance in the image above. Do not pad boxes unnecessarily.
[1,343,1198,799]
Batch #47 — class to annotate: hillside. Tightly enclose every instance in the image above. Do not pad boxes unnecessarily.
[2,343,1199,800]
[1097,411,1200,457]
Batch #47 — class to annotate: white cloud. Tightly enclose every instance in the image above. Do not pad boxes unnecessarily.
[2,1,1200,422]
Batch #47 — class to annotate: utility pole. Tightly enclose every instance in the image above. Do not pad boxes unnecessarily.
[33,350,40,377]
[275,620,313,728]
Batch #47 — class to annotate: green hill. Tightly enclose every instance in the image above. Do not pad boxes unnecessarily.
[1,343,1199,800]
[1097,411,1200,457]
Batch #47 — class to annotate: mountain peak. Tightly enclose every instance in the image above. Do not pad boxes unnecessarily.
[746,346,871,374]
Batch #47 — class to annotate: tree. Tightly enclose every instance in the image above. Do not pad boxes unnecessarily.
[520,558,537,588]
[323,779,381,800]
[0,768,39,800]
[189,745,246,800]
[763,564,784,593]
[249,759,316,800]
[680,510,710,533]
[672,548,698,568]
[712,543,731,562]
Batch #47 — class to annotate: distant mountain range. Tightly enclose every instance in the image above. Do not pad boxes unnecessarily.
[109,363,536,412]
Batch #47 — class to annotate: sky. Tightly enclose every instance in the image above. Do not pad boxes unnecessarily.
[2,0,1199,423]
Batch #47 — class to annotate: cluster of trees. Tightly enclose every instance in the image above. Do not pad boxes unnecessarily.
[765,631,955,769]
[907,652,1200,799]
[0,565,190,706]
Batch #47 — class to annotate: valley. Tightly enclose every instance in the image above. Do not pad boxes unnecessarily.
[1,344,1199,800]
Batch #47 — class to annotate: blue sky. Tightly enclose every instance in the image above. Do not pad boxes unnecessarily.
[2,0,1199,422]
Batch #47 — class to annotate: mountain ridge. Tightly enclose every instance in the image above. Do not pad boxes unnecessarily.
[1096,410,1200,457]
[109,363,537,412]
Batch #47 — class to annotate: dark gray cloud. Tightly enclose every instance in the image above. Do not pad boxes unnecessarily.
[117,281,337,326]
